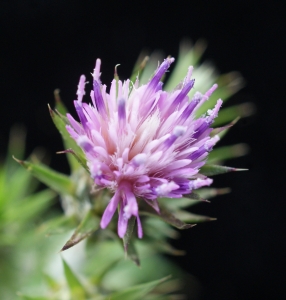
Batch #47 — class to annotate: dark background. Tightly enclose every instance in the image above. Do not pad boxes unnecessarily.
[1,1,285,299]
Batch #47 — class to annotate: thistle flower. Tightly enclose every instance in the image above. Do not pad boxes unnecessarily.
[66,57,222,239]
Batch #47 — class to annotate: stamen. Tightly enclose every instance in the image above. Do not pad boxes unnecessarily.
[162,125,187,149]
[92,58,101,83]
[198,84,218,107]
[155,181,180,196]
[167,79,195,114]
[184,66,193,84]
[192,100,223,139]
[76,75,86,102]
[131,153,147,167]
[178,92,201,123]
[146,57,175,94]
[189,178,213,190]
[118,98,126,131]
[74,101,89,133]
[93,80,107,118]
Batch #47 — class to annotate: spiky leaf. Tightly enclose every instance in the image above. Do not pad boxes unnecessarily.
[61,210,100,251]
[174,210,216,223]
[123,216,140,266]
[48,104,86,172]
[196,187,231,199]
[141,207,196,230]
[14,157,75,195]
[109,275,171,300]
[62,258,87,300]
[207,143,249,163]
[200,164,247,176]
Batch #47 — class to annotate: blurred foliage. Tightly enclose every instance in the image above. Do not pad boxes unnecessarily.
[0,126,57,299]
[0,40,253,299]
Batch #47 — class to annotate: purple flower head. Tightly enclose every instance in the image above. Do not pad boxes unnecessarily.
[66,58,222,238]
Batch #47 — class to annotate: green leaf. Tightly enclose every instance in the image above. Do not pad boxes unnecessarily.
[48,105,86,172]
[4,189,55,225]
[54,88,69,115]
[174,210,216,223]
[207,143,249,163]
[84,241,123,281]
[196,187,231,199]
[123,216,140,266]
[161,193,209,211]
[0,167,33,209]
[17,295,49,300]
[62,258,87,300]
[42,273,61,292]
[125,239,140,267]
[57,149,89,174]
[213,103,255,126]
[211,117,239,139]
[61,210,100,251]
[153,240,185,256]
[164,40,207,91]
[144,218,179,240]
[141,207,196,230]
[200,164,247,176]
[39,215,76,236]
[109,275,171,300]
[184,192,210,203]
[130,53,150,83]
[195,72,245,117]
[6,125,27,173]
[13,157,75,195]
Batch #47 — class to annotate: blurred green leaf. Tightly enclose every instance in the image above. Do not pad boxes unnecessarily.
[196,187,231,199]
[54,89,69,115]
[141,207,195,230]
[139,51,164,85]
[130,54,150,83]
[152,240,185,256]
[144,218,179,240]
[62,258,87,300]
[123,216,140,266]
[200,164,247,176]
[207,143,249,163]
[61,210,100,251]
[211,117,239,140]
[85,241,123,282]
[161,194,209,211]
[0,167,33,209]
[109,275,171,300]
[14,157,75,196]
[213,103,255,126]
[174,210,216,223]
[164,40,207,91]
[4,189,55,226]
[17,295,50,300]
[48,104,86,172]
[125,239,140,267]
[39,215,76,236]
[57,149,89,174]
[6,125,27,174]
[42,273,61,292]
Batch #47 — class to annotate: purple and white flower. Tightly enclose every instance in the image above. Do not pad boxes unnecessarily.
[66,57,222,238]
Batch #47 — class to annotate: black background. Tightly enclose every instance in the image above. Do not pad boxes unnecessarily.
[1,1,285,299]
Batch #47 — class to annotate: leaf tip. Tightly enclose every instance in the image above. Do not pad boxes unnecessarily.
[12,155,23,164]
[48,103,55,116]
[182,223,197,229]
[54,88,61,103]
[217,187,231,195]
[233,168,248,172]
